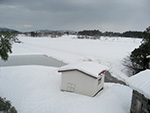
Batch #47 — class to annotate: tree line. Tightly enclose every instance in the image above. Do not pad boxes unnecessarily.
[78,30,143,38]
[0,27,144,38]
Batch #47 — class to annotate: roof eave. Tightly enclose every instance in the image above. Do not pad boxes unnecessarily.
[58,69,98,79]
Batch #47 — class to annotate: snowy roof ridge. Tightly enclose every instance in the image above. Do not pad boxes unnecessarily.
[146,55,150,58]
[58,61,108,78]
[126,69,150,99]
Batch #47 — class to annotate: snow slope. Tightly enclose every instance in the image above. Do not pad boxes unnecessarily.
[0,66,132,113]
[12,35,141,80]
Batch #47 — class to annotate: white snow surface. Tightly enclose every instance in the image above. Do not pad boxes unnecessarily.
[12,35,141,80]
[0,35,141,112]
[58,61,108,78]
[126,69,150,99]
[0,66,132,113]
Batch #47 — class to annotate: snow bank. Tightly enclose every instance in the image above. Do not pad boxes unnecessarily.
[0,66,132,113]
[126,69,150,99]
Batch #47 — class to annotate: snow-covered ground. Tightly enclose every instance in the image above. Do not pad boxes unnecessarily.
[0,66,132,113]
[12,35,141,79]
[0,35,141,113]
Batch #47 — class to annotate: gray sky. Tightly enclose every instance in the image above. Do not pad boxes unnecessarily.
[0,0,150,32]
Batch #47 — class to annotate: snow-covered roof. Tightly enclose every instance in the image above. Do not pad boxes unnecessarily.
[58,61,108,78]
[146,55,150,58]
[126,69,150,99]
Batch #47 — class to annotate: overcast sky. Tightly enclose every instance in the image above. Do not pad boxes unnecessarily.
[0,0,150,32]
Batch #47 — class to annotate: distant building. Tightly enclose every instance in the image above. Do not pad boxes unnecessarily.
[58,62,108,97]
[127,70,150,113]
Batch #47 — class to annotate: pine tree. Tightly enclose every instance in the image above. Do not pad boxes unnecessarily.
[143,26,150,43]
[0,97,17,113]
[0,31,17,61]
[127,27,150,74]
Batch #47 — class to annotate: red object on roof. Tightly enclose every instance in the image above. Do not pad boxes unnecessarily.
[99,70,106,76]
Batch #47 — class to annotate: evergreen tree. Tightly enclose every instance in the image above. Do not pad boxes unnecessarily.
[0,31,17,61]
[126,27,150,74]
[143,26,150,43]
[0,97,17,113]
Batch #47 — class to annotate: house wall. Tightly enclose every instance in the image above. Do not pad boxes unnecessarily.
[130,90,150,113]
[61,70,97,97]
[93,74,105,96]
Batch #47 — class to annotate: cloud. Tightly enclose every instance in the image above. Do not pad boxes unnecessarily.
[0,0,150,32]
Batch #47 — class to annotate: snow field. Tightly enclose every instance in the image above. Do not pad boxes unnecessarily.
[0,35,141,113]
[12,35,141,80]
[0,66,132,113]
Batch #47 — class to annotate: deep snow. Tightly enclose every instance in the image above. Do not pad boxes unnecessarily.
[0,35,141,113]
[127,69,150,99]
[58,61,108,78]
[12,35,141,80]
[0,66,132,113]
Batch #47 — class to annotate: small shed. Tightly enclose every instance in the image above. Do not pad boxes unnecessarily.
[58,61,108,97]
[126,69,150,113]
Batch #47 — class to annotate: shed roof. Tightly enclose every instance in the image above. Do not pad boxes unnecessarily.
[126,69,150,99]
[146,55,150,58]
[58,61,108,79]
